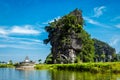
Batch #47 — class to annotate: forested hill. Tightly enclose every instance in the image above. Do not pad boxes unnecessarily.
[44,9,116,64]
[93,38,116,62]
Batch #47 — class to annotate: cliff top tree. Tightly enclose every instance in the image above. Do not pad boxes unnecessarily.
[44,9,95,63]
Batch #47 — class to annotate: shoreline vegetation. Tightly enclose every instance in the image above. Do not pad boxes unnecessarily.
[1,62,120,73]
[35,62,120,73]
[0,64,15,68]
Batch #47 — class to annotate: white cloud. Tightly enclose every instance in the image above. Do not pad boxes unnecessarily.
[115,24,120,28]
[0,44,40,50]
[110,38,119,46]
[84,16,110,28]
[109,35,120,52]
[93,6,106,17]
[0,24,47,50]
[0,36,43,45]
[42,16,61,24]
[0,25,41,35]
[0,36,48,50]
[84,17,120,29]
[15,39,43,45]
[84,17,99,25]
[11,25,40,35]
[0,28,8,35]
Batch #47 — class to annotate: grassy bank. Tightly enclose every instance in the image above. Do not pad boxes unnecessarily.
[0,64,15,68]
[35,62,120,73]
[35,64,55,70]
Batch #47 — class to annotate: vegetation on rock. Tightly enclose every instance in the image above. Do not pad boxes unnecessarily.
[93,38,116,62]
[44,9,94,63]
[44,9,116,64]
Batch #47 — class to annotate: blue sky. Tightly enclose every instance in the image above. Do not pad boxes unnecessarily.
[0,0,120,63]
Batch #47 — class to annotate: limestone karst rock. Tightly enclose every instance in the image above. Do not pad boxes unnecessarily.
[44,9,95,63]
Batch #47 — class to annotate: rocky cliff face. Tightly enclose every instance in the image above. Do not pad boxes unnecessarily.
[44,9,117,64]
[45,38,117,63]
[93,39,116,62]
[44,9,95,64]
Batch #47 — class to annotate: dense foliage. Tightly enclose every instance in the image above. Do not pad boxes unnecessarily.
[44,9,116,64]
[44,9,95,63]
[45,53,53,64]
[93,38,116,62]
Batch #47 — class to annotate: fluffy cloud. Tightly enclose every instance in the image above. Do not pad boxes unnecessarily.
[11,25,40,35]
[0,25,46,49]
[93,6,106,17]
[0,28,8,35]
[0,25,41,35]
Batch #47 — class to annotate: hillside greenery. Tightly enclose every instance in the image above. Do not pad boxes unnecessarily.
[93,38,116,62]
[44,9,95,63]
[44,9,116,64]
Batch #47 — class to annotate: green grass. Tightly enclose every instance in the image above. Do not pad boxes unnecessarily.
[1,62,120,73]
[55,63,111,73]
[35,64,56,70]
[35,62,120,73]
[0,64,15,68]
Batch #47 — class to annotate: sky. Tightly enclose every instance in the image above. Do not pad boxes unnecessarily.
[0,0,120,63]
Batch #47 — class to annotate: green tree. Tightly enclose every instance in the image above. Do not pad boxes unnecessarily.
[94,54,99,62]
[44,53,53,64]
[8,60,13,65]
[38,59,42,64]
[112,53,117,61]
[101,52,105,62]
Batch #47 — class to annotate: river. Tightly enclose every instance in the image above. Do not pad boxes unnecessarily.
[0,68,120,80]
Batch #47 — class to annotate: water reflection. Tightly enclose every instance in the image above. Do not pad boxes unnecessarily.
[16,69,50,80]
[49,70,120,80]
[0,68,50,80]
[1,68,120,80]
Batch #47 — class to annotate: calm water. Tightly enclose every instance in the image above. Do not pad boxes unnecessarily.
[0,68,120,80]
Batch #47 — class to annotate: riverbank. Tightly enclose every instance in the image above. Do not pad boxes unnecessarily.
[0,64,15,68]
[35,62,120,73]
[1,62,120,73]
